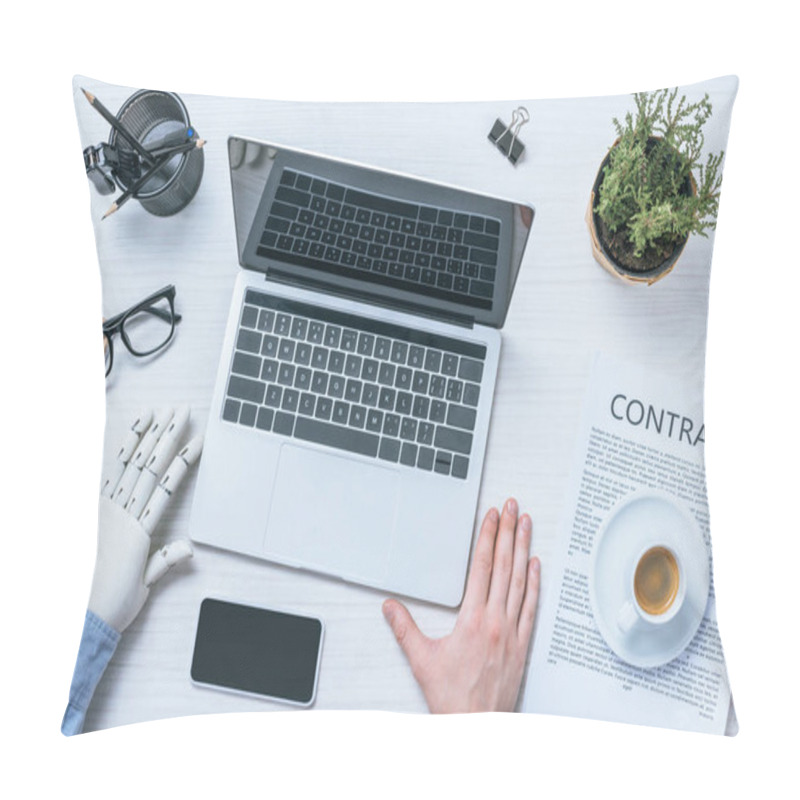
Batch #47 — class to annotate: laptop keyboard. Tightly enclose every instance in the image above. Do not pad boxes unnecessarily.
[222,289,488,480]
[255,168,501,310]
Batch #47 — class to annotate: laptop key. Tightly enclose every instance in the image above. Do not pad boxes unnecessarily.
[281,389,299,413]
[361,358,379,382]
[442,353,459,376]
[378,362,395,385]
[361,383,379,407]
[278,363,295,386]
[424,349,442,373]
[379,437,401,463]
[239,403,257,427]
[256,407,274,431]
[236,329,261,354]
[278,339,295,361]
[308,321,325,343]
[328,351,345,374]
[315,396,333,421]
[241,305,258,328]
[328,375,345,398]
[383,413,400,437]
[332,401,349,425]
[446,378,463,403]
[417,447,435,471]
[295,343,312,365]
[294,367,312,391]
[228,376,266,405]
[232,351,262,379]
[417,421,435,446]
[265,385,282,407]
[222,399,240,422]
[379,387,396,410]
[311,371,328,394]
[429,399,447,423]
[391,341,408,364]
[345,379,362,402]
[294,417,379,458]
[463,382,481,407]
[345,354,362,377]
[400,442,418,467]
[398,412,419,440]
[452,455,469,480]
[299,393,316,416]
[396,392,413,415]
[395,367,412,390]
[349,405,367,429]
[324,325,341,348]
[311,346,329,369]
[273,412,295,437]
[261,334,279,358]
[291,317,308,340]
[447,404,477,431]
[366,409,383,432]
[434,425,473,455]
[458,357,484,383]
[434,450,452,475]
[341,329,358,351]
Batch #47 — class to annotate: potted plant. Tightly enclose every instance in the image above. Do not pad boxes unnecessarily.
[586,87,724,284]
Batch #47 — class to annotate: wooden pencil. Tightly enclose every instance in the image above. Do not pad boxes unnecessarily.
[81,88,156,167]
[101,139,205,219]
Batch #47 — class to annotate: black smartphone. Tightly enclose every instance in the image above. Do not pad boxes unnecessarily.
[191,598,324,707]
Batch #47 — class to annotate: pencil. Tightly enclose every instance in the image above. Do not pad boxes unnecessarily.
[81,88,156,167]
[101,139,205,219]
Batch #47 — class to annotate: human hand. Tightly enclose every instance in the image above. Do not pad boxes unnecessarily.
[89,406,203,633]
[382,498,540,713]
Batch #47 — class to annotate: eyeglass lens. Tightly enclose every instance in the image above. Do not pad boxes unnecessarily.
[122,297,176,355]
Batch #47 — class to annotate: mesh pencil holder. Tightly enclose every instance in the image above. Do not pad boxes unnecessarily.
[109,90,204,216]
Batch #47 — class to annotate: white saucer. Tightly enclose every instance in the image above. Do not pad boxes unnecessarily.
[589,489,710,668]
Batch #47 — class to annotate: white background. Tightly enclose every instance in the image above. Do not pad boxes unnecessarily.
[2,2,796,797]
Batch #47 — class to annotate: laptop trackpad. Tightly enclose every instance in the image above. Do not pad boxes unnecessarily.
[264,444,399,584]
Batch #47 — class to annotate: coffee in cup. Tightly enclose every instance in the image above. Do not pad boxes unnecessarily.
[634,546,680,616]
[617,544,685,633]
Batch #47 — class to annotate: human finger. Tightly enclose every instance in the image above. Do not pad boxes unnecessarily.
[112,407,174,506]
[126,404,190,517]
[382,599,431,682]
[506,513,532,618]
[138,435,203,535]
[100,409,153,497]
[517,557,541,644]
[462,506,500,610]
[488,498,518,610]
[143,539,193,586]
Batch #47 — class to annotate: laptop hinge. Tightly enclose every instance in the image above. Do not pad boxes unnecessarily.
[264,268,476,329]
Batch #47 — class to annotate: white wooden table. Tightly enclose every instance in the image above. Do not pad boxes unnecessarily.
[72,75,737,731]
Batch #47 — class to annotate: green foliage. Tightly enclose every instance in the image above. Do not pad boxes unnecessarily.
[595,87,724,261]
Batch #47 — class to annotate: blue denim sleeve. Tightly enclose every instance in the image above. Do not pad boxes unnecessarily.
[61,610,120,736]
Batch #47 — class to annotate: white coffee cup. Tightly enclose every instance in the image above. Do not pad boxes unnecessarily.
[617,544,686,633]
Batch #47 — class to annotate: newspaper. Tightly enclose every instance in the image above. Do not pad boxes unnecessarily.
[522,353,732,734]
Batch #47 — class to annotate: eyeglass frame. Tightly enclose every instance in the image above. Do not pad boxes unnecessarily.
[103,284,182,376]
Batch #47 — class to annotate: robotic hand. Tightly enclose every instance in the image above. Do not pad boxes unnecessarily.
[63,405,203,735]
[91,405,203,633]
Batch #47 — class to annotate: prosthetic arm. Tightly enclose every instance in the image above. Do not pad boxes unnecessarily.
[61,406,202,735]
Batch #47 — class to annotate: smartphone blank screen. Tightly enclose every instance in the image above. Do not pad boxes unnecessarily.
[191,598,323,705]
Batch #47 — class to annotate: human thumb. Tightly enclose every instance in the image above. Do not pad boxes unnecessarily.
[382,598,429,677]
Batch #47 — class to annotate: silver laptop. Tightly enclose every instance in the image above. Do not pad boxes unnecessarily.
[189,136,533,606]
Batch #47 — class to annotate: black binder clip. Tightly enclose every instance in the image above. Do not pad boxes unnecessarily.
[488,106,529,165]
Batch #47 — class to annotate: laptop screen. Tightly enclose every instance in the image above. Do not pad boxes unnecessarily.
[228,136,534,329]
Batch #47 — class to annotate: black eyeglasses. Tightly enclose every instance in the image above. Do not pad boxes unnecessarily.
[103,285,182,376]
